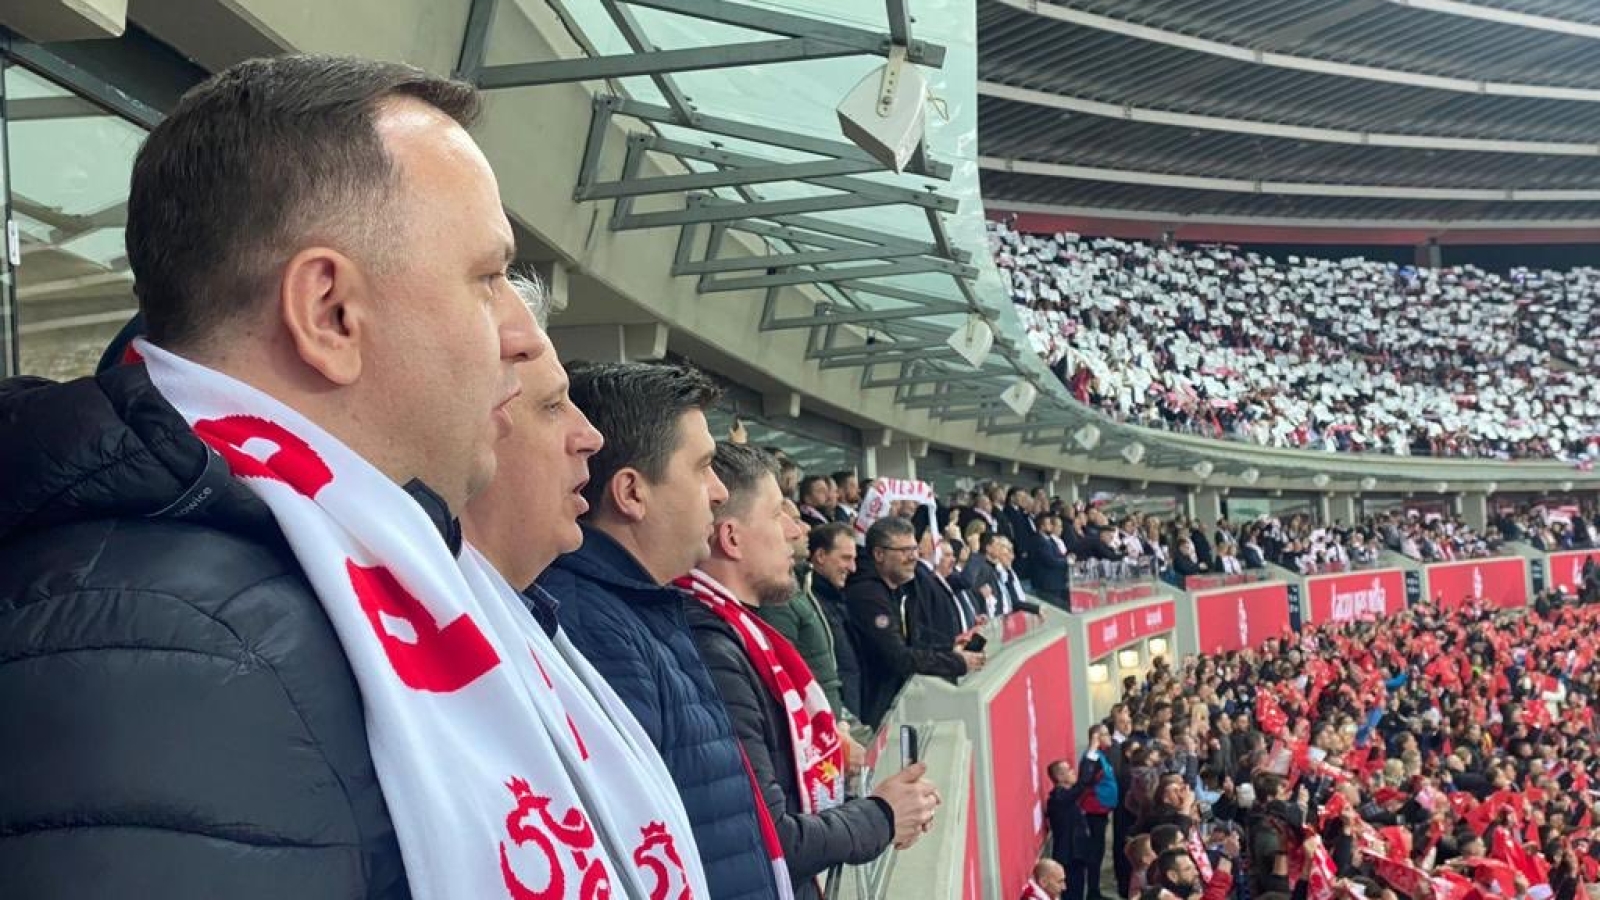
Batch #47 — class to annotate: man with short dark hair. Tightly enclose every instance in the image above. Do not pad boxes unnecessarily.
[1078,724,1121,900]
[1,55,695,898]
[797,474,834,529]
[812,522,867,717]
[1048,759,1092,900]
[758,520,854,716]
[844,517,977,727]
[682,444,937,898]
[832,470,861,522]
[539,361,782,900]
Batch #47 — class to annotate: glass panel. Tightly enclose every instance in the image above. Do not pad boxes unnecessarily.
[704,406,854,476]
[11,63,145,381]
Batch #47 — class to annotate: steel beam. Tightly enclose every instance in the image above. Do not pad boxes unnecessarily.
[654,138,958,212]
[455,0,499,81]
[862,367,1013,389]
[613,98,952,180]
[818,346,963,370]
[907,388,991,410]
[477,38,862,87]
[809,338,946,360]
[598,0,697,115]
[612,191,895,230]
[698,258,963,293]
[761,301,969,330]
[678,240,939,275]
[981,418,1072,436]
[580,154,883,201]
[759,212,969,258]
[621,0,945,67]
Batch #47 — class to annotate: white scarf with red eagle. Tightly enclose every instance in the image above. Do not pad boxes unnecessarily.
[140,340,708,900]
[677,570,847,812]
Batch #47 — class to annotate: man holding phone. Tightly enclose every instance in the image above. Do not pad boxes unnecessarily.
[1078,724,1121,900]
[683,444,939,899]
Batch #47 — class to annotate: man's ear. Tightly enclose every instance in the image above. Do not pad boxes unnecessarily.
[713,517,741,561]
[608,468,650,524]
[279,246,370,385]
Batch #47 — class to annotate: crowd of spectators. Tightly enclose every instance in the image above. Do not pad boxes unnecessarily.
[991,221,1600,462]
[1050,587,1600,900]
[1494,507,1600,552]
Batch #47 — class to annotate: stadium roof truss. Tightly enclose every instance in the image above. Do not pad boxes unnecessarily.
[451,0,1600,492]
[977,0,1600,227]
[457,0,1065,432]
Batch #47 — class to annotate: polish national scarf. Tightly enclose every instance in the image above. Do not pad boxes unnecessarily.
[140,340,707,900]
[677,570,847,814]
[851,477,937,544]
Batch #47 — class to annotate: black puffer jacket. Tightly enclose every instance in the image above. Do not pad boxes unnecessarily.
[0,366,409,898]
[683,599,894,899]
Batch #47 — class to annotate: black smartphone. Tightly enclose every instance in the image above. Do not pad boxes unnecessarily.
[901,725,921,768]
[964,633,988,654]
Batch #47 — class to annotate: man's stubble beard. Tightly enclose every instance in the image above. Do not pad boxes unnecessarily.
[757,572,798,607]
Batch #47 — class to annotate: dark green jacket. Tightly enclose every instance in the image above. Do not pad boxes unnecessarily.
[756,566,846,716]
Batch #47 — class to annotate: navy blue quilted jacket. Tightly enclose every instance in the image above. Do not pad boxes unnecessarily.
[538,527,780,900]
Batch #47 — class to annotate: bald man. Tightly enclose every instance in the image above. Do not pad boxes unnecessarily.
[1025,859,1067,900]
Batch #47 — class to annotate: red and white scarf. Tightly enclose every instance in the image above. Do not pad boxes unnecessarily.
[1021,878,1055,900]
[851,477,937,544]
[677,570,846,900]
[677,570,846,812]
[140,340,707,900]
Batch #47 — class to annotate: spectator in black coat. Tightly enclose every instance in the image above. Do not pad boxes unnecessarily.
[0,56,580,899]
[844,517,980,727]
[1190,522,1216,570]
[1005,488,1040,581]
[1048,760,1092,899]
[540,363,782,900]
[1033,512,1073,607]
[685,444,935,898]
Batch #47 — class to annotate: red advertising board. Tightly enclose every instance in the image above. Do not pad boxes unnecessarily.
[1305,569,1406,626]
[963,758,981,900]
[1425,557,1528,610]
[987,637,1072,900]
[1002,610,1036,643]
[1547,550,1600,595]
[1194,582,1291,654]
[1085,601,1176,660]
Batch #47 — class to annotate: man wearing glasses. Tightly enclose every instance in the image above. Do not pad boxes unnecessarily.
[843,516,982,727]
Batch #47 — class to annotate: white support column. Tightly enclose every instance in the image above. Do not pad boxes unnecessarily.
[1459,493,1489,532]
[877,441,917,480]
[1191,487,1223,525]
[1316,493,1333,525]
[1330,493,1358,527]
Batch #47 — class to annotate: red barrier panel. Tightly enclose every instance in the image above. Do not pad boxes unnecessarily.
[1305,569,1406,626]
[1194,582,1291,654]
[1184,573,1258,591]
[987,637,1072,900]
[1002,610,1036,643]
[1547,550,1600,594]
[1085,601,1177,660]
[1425,557,1528,609]
[963,757,981,900]
[1071,582,1157,612]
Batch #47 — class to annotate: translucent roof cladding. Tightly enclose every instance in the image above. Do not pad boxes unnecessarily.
[543,0,1035,347]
